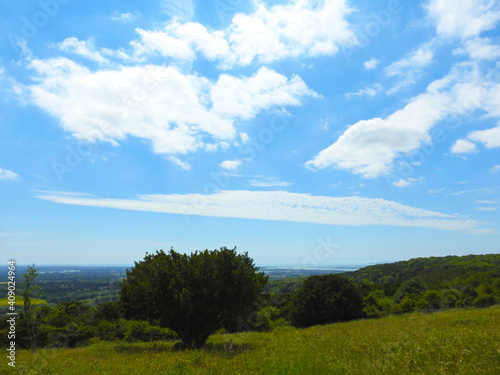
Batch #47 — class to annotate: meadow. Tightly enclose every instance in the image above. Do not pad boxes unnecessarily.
[7,305,499,375]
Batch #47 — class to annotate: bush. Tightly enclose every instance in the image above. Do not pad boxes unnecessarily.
[363,290,392,318]
[290,274,363,327]
[122,320,176,342]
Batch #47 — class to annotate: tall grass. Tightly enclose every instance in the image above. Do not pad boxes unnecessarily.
[7,305,499,375]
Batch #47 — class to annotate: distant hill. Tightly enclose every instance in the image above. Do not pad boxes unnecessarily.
[265,254,500,294]
[338,253,500,289]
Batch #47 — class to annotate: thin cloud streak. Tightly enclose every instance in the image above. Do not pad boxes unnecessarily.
[34,190,490,234]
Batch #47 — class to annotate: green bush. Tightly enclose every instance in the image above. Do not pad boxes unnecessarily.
[290,274,363,327]
[122,320,176,342]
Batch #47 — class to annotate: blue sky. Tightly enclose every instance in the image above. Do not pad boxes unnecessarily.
[1,0,499,266]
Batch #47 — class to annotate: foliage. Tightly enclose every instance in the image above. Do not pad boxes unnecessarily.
[22,265,45,352]
[12,306,500,375]
[393,277,427,304]
[122,320,177,342]
[339,253,500,289]
[290,274,363,327]
[120,247,268,348]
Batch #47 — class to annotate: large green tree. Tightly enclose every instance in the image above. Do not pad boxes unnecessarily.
[120,247,268,348]
[290,274,363,327]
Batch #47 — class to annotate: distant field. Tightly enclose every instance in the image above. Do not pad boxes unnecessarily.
[11,305,499,374]
[0,297,46,306]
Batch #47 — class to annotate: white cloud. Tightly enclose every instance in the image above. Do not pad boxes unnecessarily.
[111,12,136,23]
[306,64,496,178]
[455,37,500,60]
[491,164,500,173]
[220,159,243,170]
[58,38,108,63]
[0,168,19,180]
[393,178,421,188]
[476,206,497,211]
[226,0,356,66]
[345,83,382,99]
[28,59,316,162]
[451,139,477,154]
[131,0,357,68]
[468,123,500,148]
[426,0,500,39]
[35,190,489,233]
[364,58,379,70]
[385,45,434,93]
[248,180,292,187]
[385,46,434,77]
[131,22,231,64]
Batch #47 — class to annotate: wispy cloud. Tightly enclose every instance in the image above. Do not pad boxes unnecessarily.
[0,168,19,180]
[57,38,108,63]
[345,83,382,99]
[110,12,137,23]
[34,190,490,234]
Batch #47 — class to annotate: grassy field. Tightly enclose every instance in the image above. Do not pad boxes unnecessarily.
[6,306,499,375]
[0,297,46,306]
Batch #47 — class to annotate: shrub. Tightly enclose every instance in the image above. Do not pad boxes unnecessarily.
[290,274,363,327]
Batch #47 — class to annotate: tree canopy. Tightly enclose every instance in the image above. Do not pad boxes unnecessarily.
[290,274,363,328]
[120,247,268,348]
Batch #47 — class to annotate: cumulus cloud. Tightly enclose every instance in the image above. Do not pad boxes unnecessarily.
[306,64,497,178]
[0,168,19,180]
[426,0,500,39]
[451,139,477,154]
[455,37,500,60]
[468,123,500,148]
[28,59,316,161]
[131,0,357,68]
[491,164,500,173]
[35,190,489,233]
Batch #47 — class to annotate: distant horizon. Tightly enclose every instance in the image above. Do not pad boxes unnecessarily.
[6,251,499,269]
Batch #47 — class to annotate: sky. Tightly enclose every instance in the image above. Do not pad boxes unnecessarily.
[1,0,499,266]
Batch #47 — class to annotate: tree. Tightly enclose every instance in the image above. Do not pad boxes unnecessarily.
[290,274,363,328]
[120,247,268,348]
[22,265,44,352]
[393,277,427,304]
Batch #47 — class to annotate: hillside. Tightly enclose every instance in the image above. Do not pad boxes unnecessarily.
[264,253,500,295]
[11,306,500,375]
[337,253,500,288]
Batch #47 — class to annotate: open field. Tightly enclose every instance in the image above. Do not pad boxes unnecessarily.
[0,297,46,307]
[7,305,499,375]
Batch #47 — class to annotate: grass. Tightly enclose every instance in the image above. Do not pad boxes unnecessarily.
[0,297,46,306]
[6,306,500,375]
